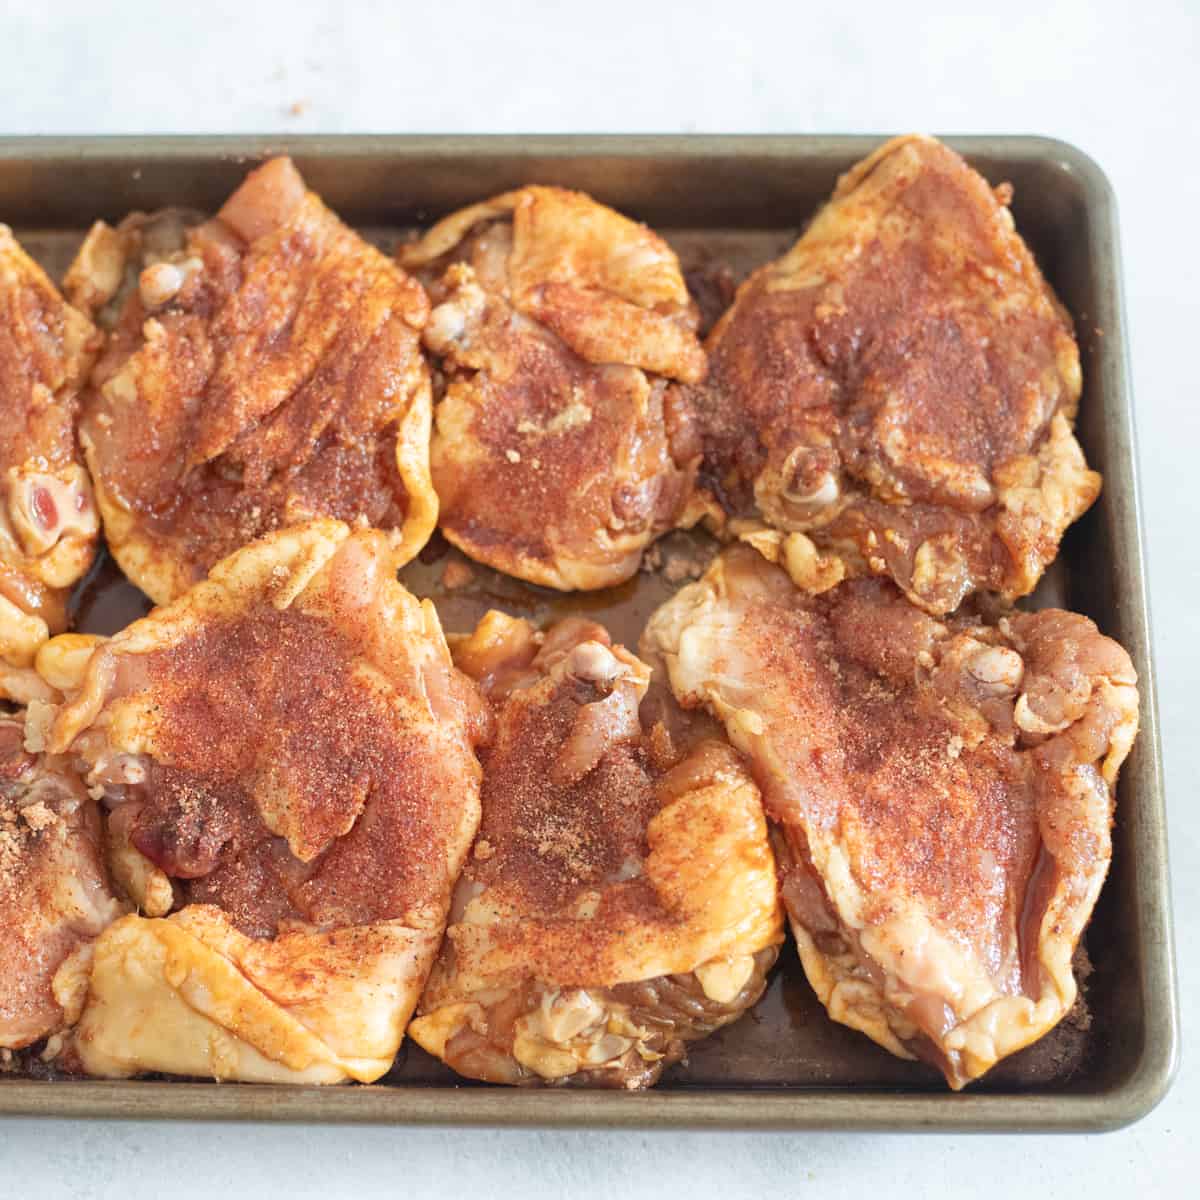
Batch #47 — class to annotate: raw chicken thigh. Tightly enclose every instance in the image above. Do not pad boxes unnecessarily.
[643,545,1138,1087]
[0,714,121,1051]
[70,157,436,605]
[401,186,706,590]
[0,228,101,695]
[409,613,782,1086]
[690,135,1098,613]
[36,520,487,1083]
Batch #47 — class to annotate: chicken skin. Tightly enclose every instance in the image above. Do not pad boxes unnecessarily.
[0,228,102,693]
[0,714,122,1050]
[69,157,436,606]
[408,614,783,1087]
[34,520,488,1083]
[691,135,1099,613]
[642,545,1138,1088]
[399,186,706,591]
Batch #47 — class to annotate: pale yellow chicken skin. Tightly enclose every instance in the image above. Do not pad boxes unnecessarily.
[691,135,1099,614]
[400,186,707,591]
[643,545,1138,1088]
[409,613,783,1087]
[36,520,488,1083]
[0,228,102,697]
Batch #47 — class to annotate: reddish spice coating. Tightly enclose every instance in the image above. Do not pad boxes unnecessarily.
[0,715,119,1049]
[714,553,1116,974]
[644,542,1139,1085]
[468,651,664,924]
[455,620,670,951]
[0,226,101,636]
[689,136,1097,612]
[412,613,782,1087]
[448,617,777,985]
[0,228,96,474]
[78,158,434,603]
[652,544,1137,1041]
[434,295,684,569]
[122,603,478,938]
[406,187,705,591]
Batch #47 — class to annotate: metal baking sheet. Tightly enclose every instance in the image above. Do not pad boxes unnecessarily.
[0,135,1178,1130]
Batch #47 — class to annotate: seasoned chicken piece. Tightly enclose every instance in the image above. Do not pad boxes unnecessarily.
[37,520,488,1083]
[409,613,783,1087]
[0,713,122,1050]
[691,135,1099,613]
[70,157,436,606]
[399,186,706,590]
[643,545,1138,1088]
[0,227,102,688]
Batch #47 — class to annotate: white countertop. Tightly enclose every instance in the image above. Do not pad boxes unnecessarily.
[2,1,1194,1195]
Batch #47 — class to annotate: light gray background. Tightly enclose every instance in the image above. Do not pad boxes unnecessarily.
[1,1,1195,1195]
